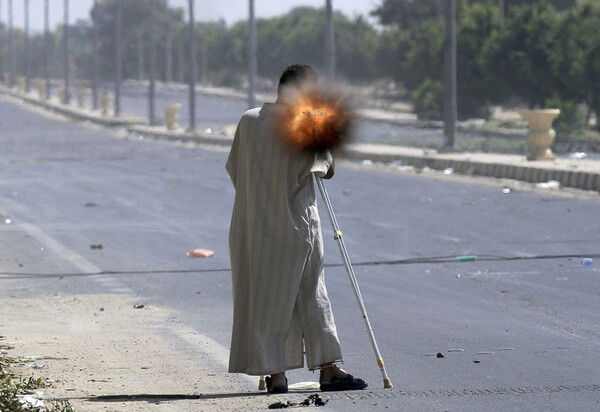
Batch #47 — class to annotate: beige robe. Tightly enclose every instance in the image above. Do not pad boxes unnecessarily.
[226,103,342,375]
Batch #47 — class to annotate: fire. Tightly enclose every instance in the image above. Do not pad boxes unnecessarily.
[277,90,352,152]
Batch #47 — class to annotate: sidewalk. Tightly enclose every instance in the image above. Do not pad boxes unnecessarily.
[2,85,599,193]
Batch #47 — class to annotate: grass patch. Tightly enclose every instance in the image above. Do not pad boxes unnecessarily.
[1,355,74,412]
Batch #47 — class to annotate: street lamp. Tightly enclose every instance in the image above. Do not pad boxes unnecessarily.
[248,0,256,109]
[24,0,29,92]
[115,0,123,117]
[149,0,156,125]
[325,0,335,82]
[188,0,196,131]
[63,0,70,104]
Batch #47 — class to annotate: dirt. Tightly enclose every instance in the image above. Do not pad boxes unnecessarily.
[1,290,281,411]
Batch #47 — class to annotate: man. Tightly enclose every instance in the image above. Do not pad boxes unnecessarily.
[226,64,367,393]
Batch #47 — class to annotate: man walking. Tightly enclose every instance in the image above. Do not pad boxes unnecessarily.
[226,64,368,393]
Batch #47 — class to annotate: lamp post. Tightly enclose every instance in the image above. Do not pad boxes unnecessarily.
[92,0,99,110]
[325,0,335,82]
[43,0,50,99]
[114,0,123,117]
[149,0,156,125]
[442,0,457,150]
[248,0,256,109]
[63,0,70,104]
[188,0,196,131]
[24,0,29,92]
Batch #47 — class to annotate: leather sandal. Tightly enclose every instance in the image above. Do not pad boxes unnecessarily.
[266,376,288,394]
[320,374,368,392]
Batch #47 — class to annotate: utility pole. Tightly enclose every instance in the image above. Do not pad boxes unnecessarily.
[63,0,70,104]
[165,11,172,83]
[325,0,335,82]
[24,0,29,92]
[92,0,99,110]
[44,0,50,99]
[7,0,12,87]
[115,0,123,117]
[248,0,256,109]
[149,0,156,125]
[442,0,457,150]
[188,0,196,131]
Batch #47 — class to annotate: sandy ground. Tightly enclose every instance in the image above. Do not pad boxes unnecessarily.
[1,289,297,411]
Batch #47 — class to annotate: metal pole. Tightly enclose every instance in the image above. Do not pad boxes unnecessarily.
[443,0,456,150]
[316,177,393,389]
[188,0,196,131]
[149,0,156,125]
[7,0,11,87]
[44,0,50,99]
[63,0,70,104]
[24,0,29,92]
[325,0,335,82]
[92,0,99,110]
[115,0,122,117]
[248,0,256,109]
[165,10,172,83]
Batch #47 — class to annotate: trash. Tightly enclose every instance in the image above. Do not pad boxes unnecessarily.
[436,353,445,358]
[499,348,515,351]
[269,401,294,409]
[568,152,588,159]
[342,189,352,196]
[448,349,464,353]
[205,128,213,134]
[535,180,560,190]
[28,363,44,369]
[18,395,45,409]
[133,304,145,309]
[477,352,495,355]
[456,255,477,262]
[187,249,214,258]
[581,258,593,267]
[90,244,103,250]
[5,218,11,224]
[443,168,454,175]
[473,360,481,364]
[502,187,512,194]
[361,159,373,166]
[84,202,99,207]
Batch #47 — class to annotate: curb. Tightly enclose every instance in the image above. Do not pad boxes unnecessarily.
[2,87,599,193]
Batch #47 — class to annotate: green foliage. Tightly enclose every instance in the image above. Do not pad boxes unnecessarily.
[485,1,560,108]
[411,78,443,120]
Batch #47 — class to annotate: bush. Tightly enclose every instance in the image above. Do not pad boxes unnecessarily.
[411,79,443,120]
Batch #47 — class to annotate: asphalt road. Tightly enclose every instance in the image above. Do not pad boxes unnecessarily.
[1,96,599,411]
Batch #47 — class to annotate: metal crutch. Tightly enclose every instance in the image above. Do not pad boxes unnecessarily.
[316,177,393,389]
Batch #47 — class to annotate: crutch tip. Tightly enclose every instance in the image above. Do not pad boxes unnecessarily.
[258,378,267,391]
[383,378,393,389]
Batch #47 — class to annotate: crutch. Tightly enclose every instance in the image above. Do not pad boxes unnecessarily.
[316,177,393,389]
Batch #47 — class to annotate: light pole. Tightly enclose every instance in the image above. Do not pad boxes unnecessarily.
[442,0,457,150]
[188,0,196,131]
[248,0,256,109]
[63,0,70,104]
[149,0,156,125]
[44,0,50,99]
[7,0,12,87]
[24,0,29,92]
[114,0,123,117]
[325,0,335,82]
[92,0,99,110]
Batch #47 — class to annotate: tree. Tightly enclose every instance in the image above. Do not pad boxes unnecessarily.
[484,1,560,108]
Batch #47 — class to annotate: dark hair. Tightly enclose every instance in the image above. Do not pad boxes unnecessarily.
[277,64,318,97]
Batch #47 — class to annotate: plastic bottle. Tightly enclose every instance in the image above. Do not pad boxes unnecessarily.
[581,258,593,267]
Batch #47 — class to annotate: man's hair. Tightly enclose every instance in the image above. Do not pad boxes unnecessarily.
[277,64,318,97]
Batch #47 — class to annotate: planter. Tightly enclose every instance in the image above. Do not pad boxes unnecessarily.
[522,109,560,161]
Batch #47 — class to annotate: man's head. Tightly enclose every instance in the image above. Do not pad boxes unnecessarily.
[277,64,318,102]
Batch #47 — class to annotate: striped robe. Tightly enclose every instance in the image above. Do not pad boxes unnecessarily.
[226,103,342,375]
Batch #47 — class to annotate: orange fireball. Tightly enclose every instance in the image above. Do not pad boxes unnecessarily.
[277,90,353,152]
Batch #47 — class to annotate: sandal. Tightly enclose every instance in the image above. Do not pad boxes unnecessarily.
[266,376,288,394]
[320,374,368,392]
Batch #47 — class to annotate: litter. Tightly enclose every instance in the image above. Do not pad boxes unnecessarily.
[133,304,145,309]
[361,159,373,166]
[568,152,588,159]
[28,363,44,369]
[443,168,454,175]
[535,180,560,190]
[581,258,593,267]
[502,187,512,194]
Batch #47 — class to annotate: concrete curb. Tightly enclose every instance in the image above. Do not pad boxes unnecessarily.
[3,86,599,193]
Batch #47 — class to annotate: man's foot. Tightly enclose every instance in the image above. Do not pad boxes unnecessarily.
[266,372,288,394]
[319,364,368,392]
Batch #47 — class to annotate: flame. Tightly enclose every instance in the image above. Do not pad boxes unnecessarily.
[277,90,352,152]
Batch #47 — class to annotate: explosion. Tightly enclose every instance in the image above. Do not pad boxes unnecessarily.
[277,90,353,152]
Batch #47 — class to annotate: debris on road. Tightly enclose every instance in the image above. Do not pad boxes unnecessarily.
[133,304,145,309]
[268,394,329,409]
[187,249,214,258]
[90,244,103,250]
